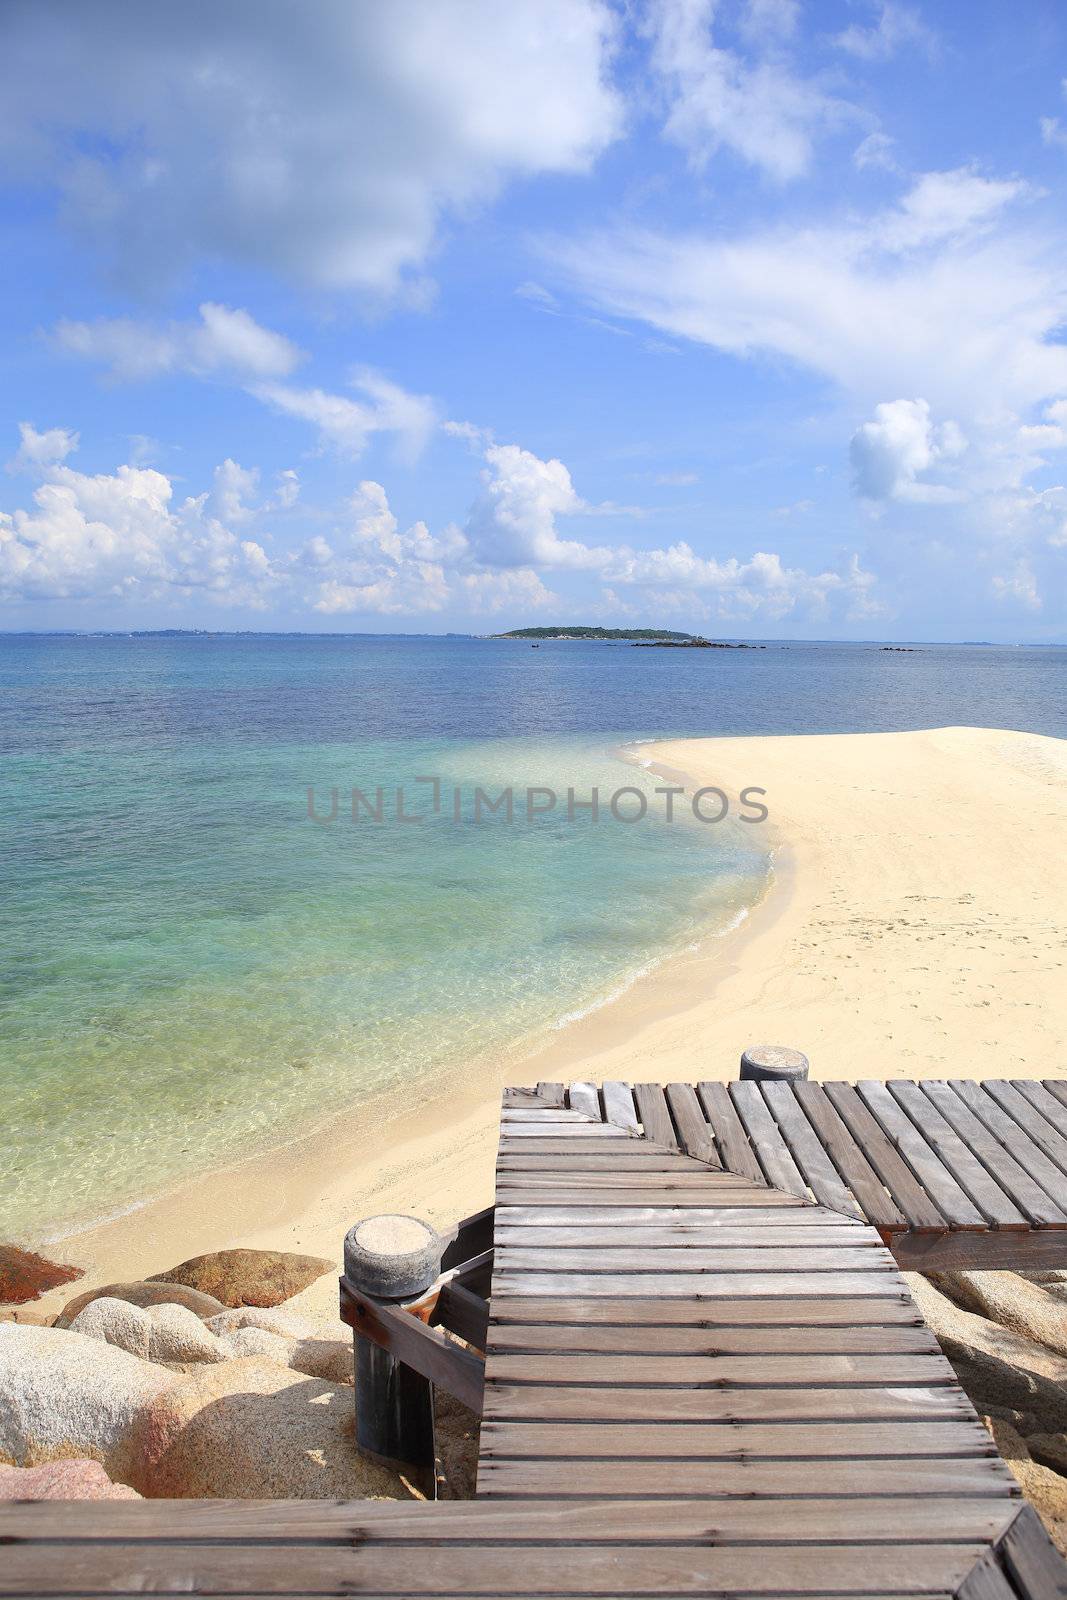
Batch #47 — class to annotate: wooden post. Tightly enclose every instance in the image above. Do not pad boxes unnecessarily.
[740,1044,810,1083]
[342,1213,443,1494]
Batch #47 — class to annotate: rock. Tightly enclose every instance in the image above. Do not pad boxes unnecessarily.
[0,1324,176,1480]
[982,1416,1067,1555]
[130,1357,410,1500]
[224,1326,292,1364]
[55,1280,226,1328]
[930,1270,1067,1358]
[1029,1434,1067,1478]
[0,1245,82,1306]
[149,1249,334,1309]
[145,1304,229,1366]
[0,1459,140,1500]
[206,1309,351,1383]
[69,1297,152,1360]
[207,1306,317,1340]
[905,1273,1067,1433]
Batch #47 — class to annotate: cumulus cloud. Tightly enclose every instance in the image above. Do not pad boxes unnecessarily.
[307,481,462,615]
[850,399,967,503]
[55,304,302,382]
[6,421,80,473]
[832,2,934,61]
[252,370,437,462]
[465,444,615,570]
[0,0,622,296]
[646,0,854,182]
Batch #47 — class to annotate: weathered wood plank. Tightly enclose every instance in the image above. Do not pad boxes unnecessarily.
[339,1284,484,1412]
[487,1322,942,1355]
[601,1078,640,1132]
[889,1229,1067,1271]
[761,1080,865,1218]
[919,1081,1067,1227]
[793,1080,907,1232]
[476,1417,999,1459]
[885,1081,1028,1230]
[497,1147,709,1167]
[494,1186,809,1207]
[535,1079,566,1105]
[499,1122,629,1138]
[1011,1079,1067,1142]
[1043,1079,1067,1114]
[632,1081,680,1150]
[982,1080,1067,1178]
[477,1459,1015,1501]
[729,1079,810,1198]
[948,1081,1067,1207]
[485,1352,956,1386]
[495,1204,855,1227]
[490,1269,904,1298]
[824,1081,948,1230]
[697,1079,767,1184]
[482,1381,977,1422]
[493,1225,880,1248]
[567,1080,602,1120]
[665,1081,722,1167]
[856,1081,987,1231]
[0,1540,990,1596]
[494,1245,894,1272]
[997,1503,1067,1600]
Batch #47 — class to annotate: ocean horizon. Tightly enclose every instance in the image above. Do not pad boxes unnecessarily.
[3,632,1065,1244]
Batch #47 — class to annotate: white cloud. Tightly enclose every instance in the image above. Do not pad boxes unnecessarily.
[1,0,622,296]
[460,569,558,614]
[646,0,854,182]
[853,131,897,172]
[850,399,967,503]
[465,443,615,570]
[992,560,1041,610]
[833,2,933,61]
[6,422,80,474]
[55,303,302,382]
[251,370,437,461]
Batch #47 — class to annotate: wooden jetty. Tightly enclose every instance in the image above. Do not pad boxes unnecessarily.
[3,1065,1066,1598]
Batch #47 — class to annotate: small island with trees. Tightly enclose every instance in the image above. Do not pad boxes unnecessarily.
[492,626,762,648]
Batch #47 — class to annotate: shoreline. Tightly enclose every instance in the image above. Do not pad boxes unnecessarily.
[21,723,1067,1321]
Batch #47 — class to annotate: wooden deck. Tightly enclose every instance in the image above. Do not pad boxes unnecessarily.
[2,1078,1066,1597]
[529,1078,1067,1270]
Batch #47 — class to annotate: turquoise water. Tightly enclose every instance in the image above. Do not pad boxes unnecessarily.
[2,633,1064,1242]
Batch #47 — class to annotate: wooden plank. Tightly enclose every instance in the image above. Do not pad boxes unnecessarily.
[997,1503,1067,1600]
[920,1081,1067,1227]
[0,1495,1015,1546]
[502,1086,544,1108]
[885,1081,1028,1230]
[494,1225,882,1247]
[339,1284,484,1412]
[824,1081,948,1230]
[499,1122,629,1138]
[490,1269,904,1298]
[0,1540,990,1596]
[983,1080,1067,1178]
[567,1079,602,1119]
[494,1245,894,1272]
[1012,1079,1067,1141]
[856,1081,987,1231]
[477,1417,999,1459]
[495,1204,857,1227]
[1043,1079,1067,1114]
[434,1280,489,1349]
[665,1081,722,1167]
[440,1205,495,1271]
[794,1080,907,1232]
[497,1146,709,1166]
[495,1187,810,1207]
[957,1549,1023,1600]
[761,1080,865,1218]
[729,1079,810,1199]
[632,1080,680,1150]
[535,1079,566,1105]
[890,1230,1067,1271]
[602,1078,640,1132]
[697,1079,767,1185]
[486,1352,956,1386]
[489,1294,923,1326]
[487,1322,942,1355]
[949,1080,1067,1208]
[482,1382,977,1423]
[478,1459,1015,1500]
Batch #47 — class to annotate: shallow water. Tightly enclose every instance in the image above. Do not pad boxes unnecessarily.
[2,633,1064,1241]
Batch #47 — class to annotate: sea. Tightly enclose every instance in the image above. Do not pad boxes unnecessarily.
[2,632,1065,1242]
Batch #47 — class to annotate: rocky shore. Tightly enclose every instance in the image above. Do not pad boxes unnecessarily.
[1,1244,1063,1544]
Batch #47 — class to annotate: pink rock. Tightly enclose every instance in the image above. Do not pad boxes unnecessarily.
[0,1459,140,1500]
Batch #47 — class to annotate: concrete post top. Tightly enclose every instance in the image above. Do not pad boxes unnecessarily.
[740,1044,810,1083]
[343,1213,443,1299]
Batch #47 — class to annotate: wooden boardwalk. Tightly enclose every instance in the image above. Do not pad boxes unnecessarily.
[2,1078,1066,1597]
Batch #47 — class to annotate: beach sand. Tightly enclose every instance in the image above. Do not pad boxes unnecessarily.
[26,724,1067,1319]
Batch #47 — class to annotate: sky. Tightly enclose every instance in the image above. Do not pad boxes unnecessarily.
[1,0,1066,641]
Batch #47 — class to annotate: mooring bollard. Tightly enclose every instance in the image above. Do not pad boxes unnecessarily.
[342,1213,443,1487]
[739,1044,810,1083]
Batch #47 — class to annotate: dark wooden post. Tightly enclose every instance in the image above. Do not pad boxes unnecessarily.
[342,1213,443,1494]
[740,1044,810,1083]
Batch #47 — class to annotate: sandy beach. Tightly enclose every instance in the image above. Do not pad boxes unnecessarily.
[26,724,1067,1319]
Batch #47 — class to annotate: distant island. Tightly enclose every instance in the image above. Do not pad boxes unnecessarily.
[493,626,695,641]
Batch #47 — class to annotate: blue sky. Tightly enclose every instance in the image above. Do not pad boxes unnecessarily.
[1,0,1066,640]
